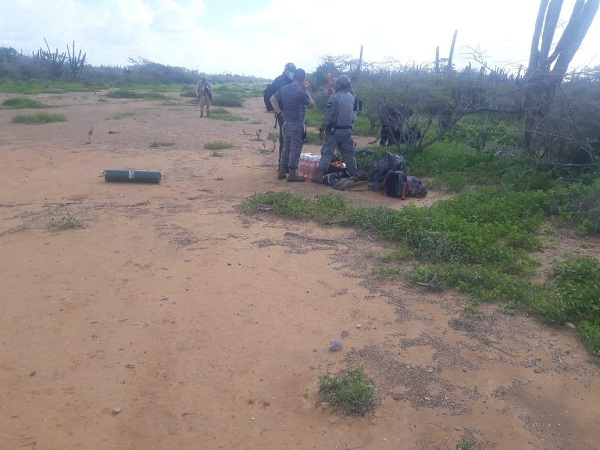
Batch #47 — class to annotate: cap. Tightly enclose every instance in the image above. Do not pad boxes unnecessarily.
[284,62,296,72]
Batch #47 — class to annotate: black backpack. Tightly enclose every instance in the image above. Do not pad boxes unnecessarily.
[367,152,408,191]
[263,84,276,111]
[263,75,291,111]
[384,172,428,199]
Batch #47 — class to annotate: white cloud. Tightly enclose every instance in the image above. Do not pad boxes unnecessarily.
[1,0,598,78]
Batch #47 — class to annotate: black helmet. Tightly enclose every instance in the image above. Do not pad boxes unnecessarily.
[335,75,351,91]
[284,62,296,72]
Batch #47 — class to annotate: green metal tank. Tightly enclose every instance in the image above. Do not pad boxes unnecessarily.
[103,169,161,184]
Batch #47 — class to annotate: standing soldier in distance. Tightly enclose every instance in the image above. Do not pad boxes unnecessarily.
[270,68,315,182]
[312,75,357,183]
[196,77,213,117]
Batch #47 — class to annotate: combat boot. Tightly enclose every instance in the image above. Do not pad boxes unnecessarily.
[200,110,204,118]
[206,109,210,117]
[311,170,325,184]
[277,168,287,180]
[286,169,305,182]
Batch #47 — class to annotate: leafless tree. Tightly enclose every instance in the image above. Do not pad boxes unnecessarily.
[523,0,600,154]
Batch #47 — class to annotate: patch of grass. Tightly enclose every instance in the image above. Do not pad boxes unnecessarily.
[463,304,483,317]
[529,256,600,325]
[304,108,323,128]
[0,80,100,94]
[317,366,375,416]
[111,111,134,120]
[305,130,321,145]
[240,181,600,353]
[208,106,230,115]
[352,115,373,136]
[106,89,169,100]
[150,140,175,148]
[212,92,244,107]
[49,215,79,230]
[373,265,402,278]
[579,320,600,353]
[543,179,600,234]
[203,107,246,121]
[11,112,67,124]
[242,191,347,223]
[456,437,475,450]
[378,246,411,263]
[204,140,233,150]
[1,97,51,109]
[210,150,224,157]
[211,113,247,121]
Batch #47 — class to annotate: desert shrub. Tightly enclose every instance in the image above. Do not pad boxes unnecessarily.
[149,140,175,148]
[204,140,233,150]
[106,89,168,100]
[1,97,50,109]
[242,191,345,223]
[111,112,134,120]
[530,256,600,324]
[317,367,375,416]
[49,215,79,230]
[579,320,600,353]
[212,92,243,107]
[543,179,600,234]
[11,112,66,124]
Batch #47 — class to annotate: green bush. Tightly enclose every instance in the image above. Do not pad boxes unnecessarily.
[204,140,233,150]
[212,92,243,107]
[150,140,175,148]
[49,215,79,230]
[317,366,375,416]
[11,112,66,124]
[531,256,600,324]
[544,179,600,234]
[579,320,600,352]
[1,97,50,109]
[242,191,346,223]
[106,89,168,100]
[111,112,134,120]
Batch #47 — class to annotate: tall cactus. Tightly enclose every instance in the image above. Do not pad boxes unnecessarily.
[67,41,86,80]
[32,38,65,79]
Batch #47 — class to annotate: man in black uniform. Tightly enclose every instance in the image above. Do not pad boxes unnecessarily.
[263,63,296,168]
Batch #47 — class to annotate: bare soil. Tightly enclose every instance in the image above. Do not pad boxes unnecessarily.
[0,91,599,450]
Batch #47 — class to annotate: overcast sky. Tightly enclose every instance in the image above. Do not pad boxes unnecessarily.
[2,0,599,80]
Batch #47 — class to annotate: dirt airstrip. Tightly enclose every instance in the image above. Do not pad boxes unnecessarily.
[0,91,599,450]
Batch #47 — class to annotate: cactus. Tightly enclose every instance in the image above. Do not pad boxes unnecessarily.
[32,38,65,79]
[67,41,86,80]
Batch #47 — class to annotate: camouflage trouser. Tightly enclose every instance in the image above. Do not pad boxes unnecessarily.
[317,129,357,176]
[280,121,304,171]
[198,94,211,115]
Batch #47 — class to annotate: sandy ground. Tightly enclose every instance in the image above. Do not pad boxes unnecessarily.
[0,91,599,450]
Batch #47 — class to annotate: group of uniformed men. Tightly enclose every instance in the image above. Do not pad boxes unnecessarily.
[267,62,357,184]
[196,63,360,184]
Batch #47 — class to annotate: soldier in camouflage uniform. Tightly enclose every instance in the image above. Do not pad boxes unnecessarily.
[270,68,315,182]
[312,75,357,183]
[196,77,213,117]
